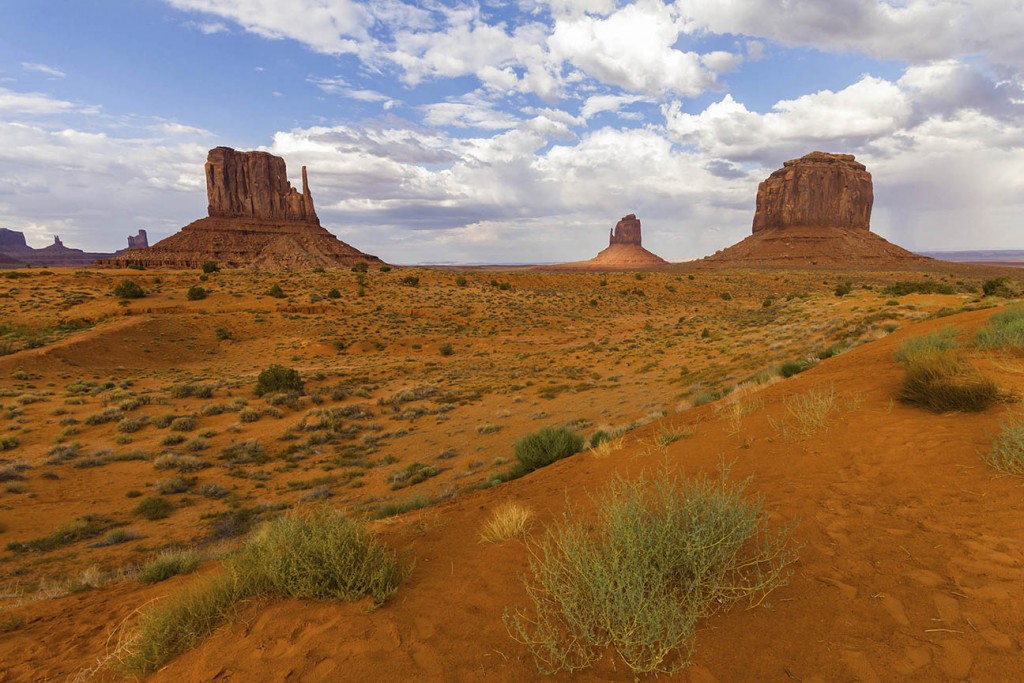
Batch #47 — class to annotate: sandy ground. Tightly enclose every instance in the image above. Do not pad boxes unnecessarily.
[0,266,1022,681]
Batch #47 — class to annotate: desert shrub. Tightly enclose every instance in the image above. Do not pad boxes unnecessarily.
[350,261,369,273]
[201,261,219,274]
[7,516,108,553]
[455,275,467,287]
[215,327,232,340]
[897,332,998,412]
[220,439,265,463]
[505,469,794,675]
[0,436,19,451]
[982,276,1016,298]
[513,426,583,475]
[186,286,207,301]
[198,482,228,499]
[379,265,392,272]
[155,476,191,495]
[169,384,215,399]
[266,283,286,298]
[327,288,341,299]
[401,275,420,287]
[95,528,139,547]
[439,342,454,356]
[120,507,405,674]
[778,360,807,378]
[885,280,956,296]
[255,364,304,397]
[834,282,852,297]
[117,416,147,433]
[113,280,145,299]
[170,416,196,432]
[238,408,261,423]
[138,549,202,584]
[388,462,439,489]
[480,502,533,543]
[984,417,1024,474]
[589,430,610,448]
[372,493,436,519]
[975,306,1024,350]
[135,496,172,520]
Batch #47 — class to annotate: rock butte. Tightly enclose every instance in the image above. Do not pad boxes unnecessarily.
[0,228,115,268]
[102,147,382,270]
[543,213,669,271]
[700,151,927,268]
[126,230,148,250]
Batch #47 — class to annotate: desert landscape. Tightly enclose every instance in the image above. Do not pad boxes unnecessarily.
[3,2,1024,681]
[2,142,1024,682]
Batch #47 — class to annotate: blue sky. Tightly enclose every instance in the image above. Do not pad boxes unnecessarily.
[1,0,1022,263]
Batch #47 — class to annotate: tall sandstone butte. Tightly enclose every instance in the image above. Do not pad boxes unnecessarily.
[752,151,873,233]
[205,147,318,224]
[102,147,382,270]
[700,151,926,268]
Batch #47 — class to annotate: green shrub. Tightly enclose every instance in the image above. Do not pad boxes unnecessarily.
[6,516,109,553]
[982,276,1016,298]
[885,280,955,296]
[589,430,610,448]
[0,436,19,451]
[186,286,207,301]
[255,364,304,397]
[139,549,203,584]
[136,496,172,520]
[455,275,467,287]
[985,417,1024,474]
[266,284,286,299]
[778,360,806,378]
[401,275,420,287]
[113,280,145,299]
[896,332,998,412]
[155,476,192,495]
[513,426,583,475]
[505,469,794,675]
[834,282,852,297]
[120,507,406,673]
[201,261,219,274]
[350,261,369,273]
[327,288,341,299]
[975,307,1024,349]
[439,342,454,356]
[379,265,392,272]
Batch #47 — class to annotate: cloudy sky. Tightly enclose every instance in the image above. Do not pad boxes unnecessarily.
[1,1,1022,263]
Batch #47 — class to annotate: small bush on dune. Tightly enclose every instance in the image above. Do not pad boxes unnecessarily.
[985,417,1024,474]
[512,426,583,475]
[480,502,534,543]
[505,469,795,675]
[255,364,304,397]
[113,280,145,299]
[896,330,998,412]
[186,286,207,301]
[975,306,1024,350]
[135,496,172,520]
[138,549,202,584]
[201,261,219,274]
[119,507,406,674]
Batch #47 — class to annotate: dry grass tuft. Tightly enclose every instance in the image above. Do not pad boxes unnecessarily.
[480,502,535,543]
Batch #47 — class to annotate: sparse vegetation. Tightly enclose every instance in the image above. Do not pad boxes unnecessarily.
[512,426,584,475]
[975,306,1024,350]
[120,507,406,673]
[506,469,794,675]
[896,330,998,412]
[201,261,220,274]
[480,502,534,543]
[113,280,145,299]
[186,285,208,301]
[135,496,173,520]
[138,549,203,584]
[255,364,304,397]
[984,417,1024,474]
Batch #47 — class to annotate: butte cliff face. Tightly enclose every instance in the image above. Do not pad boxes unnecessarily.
[701,151,925,268]
[541,213,669,271]
[0,229,114,268]
[102,147,381,270]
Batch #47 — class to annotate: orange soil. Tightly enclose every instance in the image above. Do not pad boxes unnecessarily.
[0,267,1022,681]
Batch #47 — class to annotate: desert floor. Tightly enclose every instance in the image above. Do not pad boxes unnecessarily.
[1,264,1022,681]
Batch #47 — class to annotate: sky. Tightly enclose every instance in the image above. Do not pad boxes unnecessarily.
[0,0,1022,264]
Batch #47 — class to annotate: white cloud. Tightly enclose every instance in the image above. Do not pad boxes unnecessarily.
[165,0,373,55]
[183,20,230,34]
[678,0,1024,69]
[158,122,213,136]
[0,88,77,115]
[20,62,66,79]
[580,93,647,120]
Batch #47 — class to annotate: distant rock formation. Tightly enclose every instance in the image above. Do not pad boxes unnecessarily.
[699,151,927,269]
[101,147,382,270]
[127,230,148,250]
[538,213,669,271]
[0,228,114,268]
[753,151,873,233]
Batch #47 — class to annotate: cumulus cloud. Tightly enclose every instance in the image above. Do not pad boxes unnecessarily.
[678,0,1024,69]
[0,88,78,115]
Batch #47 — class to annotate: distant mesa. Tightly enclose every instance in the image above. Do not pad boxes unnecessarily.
[127,230,148,250]
[0,228,114,268]
[541,213,669,271]
[102,146,382,270]
[699,151,927,268]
